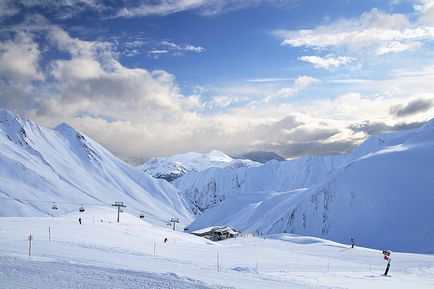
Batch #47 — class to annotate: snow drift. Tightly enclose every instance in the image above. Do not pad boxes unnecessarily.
[0,110,193,227]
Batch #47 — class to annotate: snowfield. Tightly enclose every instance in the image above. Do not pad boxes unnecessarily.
[1,207,434,289]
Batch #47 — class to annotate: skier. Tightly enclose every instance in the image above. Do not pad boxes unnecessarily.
[79,217,82,225]
[164,237,168,243]
[351,237,355,248]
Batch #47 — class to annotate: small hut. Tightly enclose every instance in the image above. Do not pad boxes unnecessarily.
[191,226,240,241]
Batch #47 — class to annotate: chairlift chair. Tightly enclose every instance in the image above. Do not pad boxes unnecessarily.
[52,202,58,210]
[79,204,85,212]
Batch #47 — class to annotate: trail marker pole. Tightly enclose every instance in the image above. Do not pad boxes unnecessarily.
[384,259,391,276]
[256,260,259,272]
[28,234,33,257]
[382,250,392,276]
[48,226,51,242]
[153,242,156,256]
[217,251,220,272]
[111,201,126,223]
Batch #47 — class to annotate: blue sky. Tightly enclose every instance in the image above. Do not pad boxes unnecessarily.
[0,0,434,162]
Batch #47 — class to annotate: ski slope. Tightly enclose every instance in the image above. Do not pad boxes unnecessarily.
[0,208,433,289]
[0,110,192,227]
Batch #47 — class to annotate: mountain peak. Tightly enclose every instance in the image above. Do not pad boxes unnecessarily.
[54,122,76,133]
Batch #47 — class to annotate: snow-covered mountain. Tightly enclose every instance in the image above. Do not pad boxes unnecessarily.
[233,151,286,163]
[0,111,193,227]
[138,150,261,182]
[180,120,434,253]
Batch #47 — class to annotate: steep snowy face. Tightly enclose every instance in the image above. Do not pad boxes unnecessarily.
[174,123,425,215]
[173,155,346,214]
[0,111,193,227]
[188,120,434,253]
[138,150,261,182]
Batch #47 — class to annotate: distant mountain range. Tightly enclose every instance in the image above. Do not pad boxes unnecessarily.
[138,150,261,182]
[232,151,286,163]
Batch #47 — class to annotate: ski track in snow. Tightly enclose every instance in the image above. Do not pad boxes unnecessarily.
[0,255,230,289]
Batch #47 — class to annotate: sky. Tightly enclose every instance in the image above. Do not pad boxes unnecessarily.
[0,0,434,163]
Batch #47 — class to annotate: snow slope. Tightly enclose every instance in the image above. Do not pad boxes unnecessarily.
[0,110,192,227]
[139,150,261,182]
[173,154,347,213]
[1,209,434,289]
[184,120,434,253]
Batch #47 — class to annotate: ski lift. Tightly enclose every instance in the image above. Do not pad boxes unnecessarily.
[139,214,144,219]
[52,202,58,210]
[79,204,85,212]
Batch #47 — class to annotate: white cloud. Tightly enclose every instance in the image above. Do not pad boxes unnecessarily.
[0,32,43,81]
[0,24,202,126]
[207,95,248,109]
[298,55,354,69]
[376,41,421,55]
[272,76,320,100]
[115,0,296,18]
[116,0,205,17]
[0,0,19,20]
[0,0,298,21]
[161,41,205,53]
[275,8,434,55]
[245,78,294,83]
[51,58,104,80]
[415,0,434,24]
[1,10,434,161]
